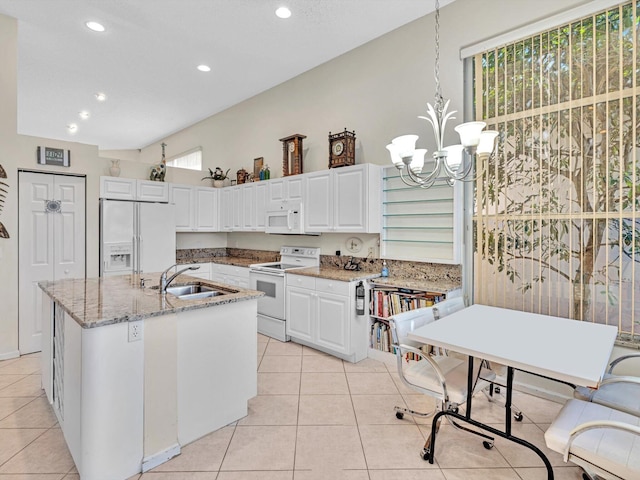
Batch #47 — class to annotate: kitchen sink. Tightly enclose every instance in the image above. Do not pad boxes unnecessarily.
[150,282,237,300]
[165,284,215,296]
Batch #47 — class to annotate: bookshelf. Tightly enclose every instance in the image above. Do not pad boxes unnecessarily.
[367,280,460,364]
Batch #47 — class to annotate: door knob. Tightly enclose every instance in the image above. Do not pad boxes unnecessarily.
[64,269,70,274]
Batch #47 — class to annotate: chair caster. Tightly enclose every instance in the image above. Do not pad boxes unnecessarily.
[420,448,430,461]
[396,411,404,420]
[514,412,523,422]
[483,441,494,450]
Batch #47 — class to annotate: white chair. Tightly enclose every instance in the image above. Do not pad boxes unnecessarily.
[389,306,497,458]
[544,398,640,480]
[574,353,640,417]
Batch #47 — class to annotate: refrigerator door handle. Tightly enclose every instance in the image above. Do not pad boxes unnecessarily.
[138,235,143,273]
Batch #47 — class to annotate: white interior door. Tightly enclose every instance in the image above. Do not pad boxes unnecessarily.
[19,172,85,354]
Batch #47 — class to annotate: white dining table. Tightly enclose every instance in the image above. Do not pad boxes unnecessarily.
[407,303,618,480]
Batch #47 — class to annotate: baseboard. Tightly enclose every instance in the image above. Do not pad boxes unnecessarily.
[0,350,20,361]
[141,443,181,473]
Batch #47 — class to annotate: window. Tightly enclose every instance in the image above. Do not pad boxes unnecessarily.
[166,147,202,171]
[473,1,640,344]
[381,166,462,264]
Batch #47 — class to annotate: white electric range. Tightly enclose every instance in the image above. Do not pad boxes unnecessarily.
[249,246,321,341]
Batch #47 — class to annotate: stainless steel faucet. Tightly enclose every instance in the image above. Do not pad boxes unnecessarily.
[159,264,200,294]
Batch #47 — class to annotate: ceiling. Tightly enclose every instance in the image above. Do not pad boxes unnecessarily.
[0,0,449,151]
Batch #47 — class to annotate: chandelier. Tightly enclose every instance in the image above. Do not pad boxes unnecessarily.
[386,0,498,188]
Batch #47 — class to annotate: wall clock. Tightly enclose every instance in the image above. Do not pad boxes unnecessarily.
[328,129,356,169]
[279,134,306,176]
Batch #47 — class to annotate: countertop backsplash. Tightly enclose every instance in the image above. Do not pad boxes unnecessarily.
[177,248,461,285]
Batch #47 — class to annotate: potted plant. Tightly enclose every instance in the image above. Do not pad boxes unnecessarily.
[202,167,230,188]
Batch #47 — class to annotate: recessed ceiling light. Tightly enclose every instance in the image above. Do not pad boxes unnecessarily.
[95,92,107,102]
[275,7,291,19]
[197,64,211,72]
[67,123,78,133]
[79,111,90,120]
[85,21,105,32]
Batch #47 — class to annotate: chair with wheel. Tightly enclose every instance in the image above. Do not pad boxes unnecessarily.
[388,305,497,459]
[544,398,640,480]
[574,353,640,417]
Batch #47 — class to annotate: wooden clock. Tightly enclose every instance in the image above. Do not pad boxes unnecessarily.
[280,134,306,176]
[328,129,356,168]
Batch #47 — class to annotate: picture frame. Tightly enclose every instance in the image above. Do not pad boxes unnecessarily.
[253,157,264,178]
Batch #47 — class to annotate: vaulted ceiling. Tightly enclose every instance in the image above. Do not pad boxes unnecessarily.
[0,0,451,150]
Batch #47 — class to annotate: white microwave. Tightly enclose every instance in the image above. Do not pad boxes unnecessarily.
[265,201,305,234]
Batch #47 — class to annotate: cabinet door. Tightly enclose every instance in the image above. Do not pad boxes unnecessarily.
[254,182,268,230]
[286,287,314,342]
[170,185,195,231]
[286,176,303,201]
[268,179,285,203]
[100,176,136,200]
[304,171,332,232]
[316,292,350,355]
[137,180,169,202]
[334,165,367,232]
[195,187,218,231]
[219,188,233,231]
[231,186,243,231]
[241,184,255,231]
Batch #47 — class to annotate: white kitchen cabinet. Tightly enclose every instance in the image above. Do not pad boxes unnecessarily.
[286,274,367,362]
[269,176,303,203]
[254,182,268,230]
[219,188,233,231]
[169,184,218,232]
[194,187,218,231]
[241,183,255,231]
[100,176,169,202]
[211,263,250,289]
[170,184,195,231]
[231,186,243,231]
[181,262,211,280]
[303,164,381,233]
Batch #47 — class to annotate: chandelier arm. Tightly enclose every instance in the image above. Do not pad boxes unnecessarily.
[401,168,439,189]
[404,156,442,186]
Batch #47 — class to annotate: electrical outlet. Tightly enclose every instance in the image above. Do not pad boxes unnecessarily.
[128,320,143,342]
[368,246,375,257]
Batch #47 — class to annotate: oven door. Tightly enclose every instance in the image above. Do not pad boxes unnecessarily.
[250,269,286,320]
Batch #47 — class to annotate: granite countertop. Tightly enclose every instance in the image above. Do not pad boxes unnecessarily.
[178,256,257,268]
[290,266,381,283]
[369,276,461,293]
[39,273,264,329]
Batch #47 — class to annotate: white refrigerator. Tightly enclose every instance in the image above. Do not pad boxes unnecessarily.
[99,199,176,276]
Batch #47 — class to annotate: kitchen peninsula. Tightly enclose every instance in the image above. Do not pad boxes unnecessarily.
[38,273,263,480]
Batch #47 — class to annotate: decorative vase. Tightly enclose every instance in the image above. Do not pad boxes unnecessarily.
[109,159,121,177]
[213,179,224,188]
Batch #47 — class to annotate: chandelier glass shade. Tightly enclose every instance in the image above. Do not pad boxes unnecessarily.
[386,1,498,188]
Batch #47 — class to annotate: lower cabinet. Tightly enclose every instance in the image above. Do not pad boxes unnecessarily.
[286,274,367,363]
[210,262,250,289]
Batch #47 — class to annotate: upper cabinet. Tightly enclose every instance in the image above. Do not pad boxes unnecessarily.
[169,183,219,232]
[268,176,303,203]
[304,164,381,233]
[100,176,169,202]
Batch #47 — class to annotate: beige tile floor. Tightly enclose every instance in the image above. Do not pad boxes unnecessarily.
[0,334,585,480]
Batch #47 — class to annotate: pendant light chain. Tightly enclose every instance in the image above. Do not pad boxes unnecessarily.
[433,0,444,117]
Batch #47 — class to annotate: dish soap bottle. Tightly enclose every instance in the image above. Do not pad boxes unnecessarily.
[381,260,389,277]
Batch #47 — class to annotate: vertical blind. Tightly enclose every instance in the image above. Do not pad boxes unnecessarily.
[473,1,640,344]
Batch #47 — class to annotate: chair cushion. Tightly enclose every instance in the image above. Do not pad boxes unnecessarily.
[574,374,640,417]
[403,356,496,405]
[544,399,640,479]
